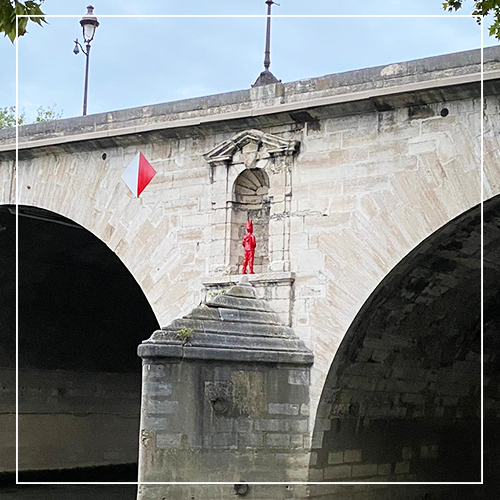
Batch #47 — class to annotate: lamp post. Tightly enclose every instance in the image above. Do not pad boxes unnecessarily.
[73,5,99,116]
[252,0,280,87]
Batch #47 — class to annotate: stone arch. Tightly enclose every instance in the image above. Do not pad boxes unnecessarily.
[17,149,204,328]
[3,204,160,480]
[308,196,499,488]
[230,167,270,273]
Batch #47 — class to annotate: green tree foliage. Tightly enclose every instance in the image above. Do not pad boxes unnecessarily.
[34,105,62,123]
[0,105,62,129]
[0,106,25,127]
[443,0,500,39]
[0,0,46,42]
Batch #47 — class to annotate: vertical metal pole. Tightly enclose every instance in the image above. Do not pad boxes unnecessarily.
[83,43,91,116]
[264,0,273,72]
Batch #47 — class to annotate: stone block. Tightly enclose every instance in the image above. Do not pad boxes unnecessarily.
[268,403,299,416]
[394,461,410,474]
[254,419,285,432]
[288,370,310,386]
[324,113,377,134]
[266,433,291,448]
[297,196,330,213]
[309,468,324,481]
[290,434,304,448]
[328,451,343,465]
[269,218,284,235]
[146,400,179,415]
[377,463,392,476]
[429,445,439,457]
[214,418,234,433]
[288,420,309,433]
[183,212,210,228]
[212,433,237,449]
[315,419,332,432]
[310,431,323,449]
[156,433,183,449]
[238,433,264,448]
[303,132,341,153]
[344,449,362,463]
[352,463,378,478]
[142,417,167,431]
[235,418,252,433]
[324,464,352,480]
[343,175,389,194]
[144,383,172,397]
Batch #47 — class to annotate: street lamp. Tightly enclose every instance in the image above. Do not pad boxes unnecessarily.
[73,5,99,116]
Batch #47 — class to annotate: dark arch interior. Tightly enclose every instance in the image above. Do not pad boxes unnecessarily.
[17,205,159,372]
[0,205,159,484]
[310,197,500,497]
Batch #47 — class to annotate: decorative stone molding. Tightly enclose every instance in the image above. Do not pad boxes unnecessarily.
[203,129,300,168]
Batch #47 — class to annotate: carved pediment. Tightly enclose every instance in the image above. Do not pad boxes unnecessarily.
[203,129,299,167]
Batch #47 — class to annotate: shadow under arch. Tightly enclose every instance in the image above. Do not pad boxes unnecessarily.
[0,204,159,483]
[309,195,500,496]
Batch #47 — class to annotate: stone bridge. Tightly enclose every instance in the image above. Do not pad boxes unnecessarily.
[0,46,499,499]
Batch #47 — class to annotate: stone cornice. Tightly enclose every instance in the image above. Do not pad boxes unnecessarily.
[1,47,500,160]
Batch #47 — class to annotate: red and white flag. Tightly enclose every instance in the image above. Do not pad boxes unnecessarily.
[122,152,156,197]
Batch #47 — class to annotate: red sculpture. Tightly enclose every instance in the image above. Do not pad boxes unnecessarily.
[242,220,256,274]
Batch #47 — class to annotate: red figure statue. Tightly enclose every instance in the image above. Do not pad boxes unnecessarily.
[242,220,256,274]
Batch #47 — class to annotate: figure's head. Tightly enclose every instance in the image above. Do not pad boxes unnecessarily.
[246,220,253,233]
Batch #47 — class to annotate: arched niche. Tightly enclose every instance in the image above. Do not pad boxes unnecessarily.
[230,168,270,274]
[204,129,299,275]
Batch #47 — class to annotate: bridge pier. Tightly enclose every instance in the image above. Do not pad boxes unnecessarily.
[137,278,313,495]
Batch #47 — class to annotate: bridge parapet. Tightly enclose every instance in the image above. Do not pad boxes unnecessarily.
[1,47,499,159]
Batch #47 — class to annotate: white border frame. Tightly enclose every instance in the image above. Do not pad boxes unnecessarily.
[14,12,484,488]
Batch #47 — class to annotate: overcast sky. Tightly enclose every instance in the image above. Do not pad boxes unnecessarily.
[0,0,496,122]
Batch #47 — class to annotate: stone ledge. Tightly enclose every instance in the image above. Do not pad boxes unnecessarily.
[138,344,313,365]
[203,272,294,288]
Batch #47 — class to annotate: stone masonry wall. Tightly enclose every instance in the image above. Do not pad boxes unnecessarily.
[18,369,141,471]
[289,94,497,425]
[0,368,15,472]
[305,198,497,490]
[138,360,310,485]
[1,49,498,441]
[6,93,498,433]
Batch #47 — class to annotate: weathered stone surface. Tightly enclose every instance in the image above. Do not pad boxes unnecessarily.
[137,275,313,486]
[206,293,273,312]
[308,199,497,486]
[139,278,313,365]
[203,272,295,326]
